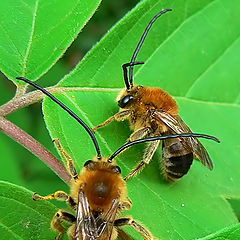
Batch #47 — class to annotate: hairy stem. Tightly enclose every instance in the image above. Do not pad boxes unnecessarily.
[0,86,86,117]
[15,83,28,97]
[0,116,71,183]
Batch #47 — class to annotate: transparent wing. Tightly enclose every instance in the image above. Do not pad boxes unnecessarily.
[75,192,120,240]
[96,198,120,240]
[75,191,98,240]
[152,110,213,169]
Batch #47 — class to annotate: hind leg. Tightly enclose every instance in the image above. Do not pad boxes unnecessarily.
[114,217,156,240]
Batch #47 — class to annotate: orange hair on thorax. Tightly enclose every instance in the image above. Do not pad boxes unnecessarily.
[139,86,179,115]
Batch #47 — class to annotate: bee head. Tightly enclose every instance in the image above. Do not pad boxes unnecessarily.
[83,158,121,174]
[118,95,134,108]
[117,85,143,108]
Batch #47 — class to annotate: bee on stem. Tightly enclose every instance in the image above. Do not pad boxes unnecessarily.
[93,9,219,182]
[17,77,219,239]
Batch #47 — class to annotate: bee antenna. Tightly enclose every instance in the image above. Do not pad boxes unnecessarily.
[16,77,102,160]
[122,9,172,89]
[108,133,220,162]
[122,62,144,90]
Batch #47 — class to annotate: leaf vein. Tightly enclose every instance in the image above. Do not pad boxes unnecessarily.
[184,30,240,97]
[22,0,39,76]
[30,0,85,78]
[0,222,23,240]
[0,195,52,222]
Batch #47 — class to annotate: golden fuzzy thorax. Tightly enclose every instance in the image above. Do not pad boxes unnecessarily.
[70,157,128,212]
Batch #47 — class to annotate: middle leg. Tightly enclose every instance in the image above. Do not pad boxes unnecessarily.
[51,209,76,240]
[114,217,155,240]
[124,140,160,181]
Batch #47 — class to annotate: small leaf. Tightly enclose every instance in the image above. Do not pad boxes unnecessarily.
[0,0,102,82]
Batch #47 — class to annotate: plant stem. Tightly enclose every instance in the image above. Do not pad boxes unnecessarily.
[15,83,28,97]
[0,116,71,183]
[0,86,85,117]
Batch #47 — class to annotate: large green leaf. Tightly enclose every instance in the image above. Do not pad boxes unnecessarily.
[41,0,240,239]
[0,181,68,239]
[0,0,102,82]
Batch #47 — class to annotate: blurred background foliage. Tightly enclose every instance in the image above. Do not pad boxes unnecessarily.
[0,0,139,208]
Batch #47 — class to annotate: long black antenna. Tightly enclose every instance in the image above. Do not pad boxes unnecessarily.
[122,62,144,90]
[122,8,172,89]
[16,77,102,160]
[108,133,220,162]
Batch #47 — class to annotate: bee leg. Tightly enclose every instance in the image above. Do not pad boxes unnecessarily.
[114,217,155,240]
[117,127,150,157]
[128,127,151,142]
[33,191,77,210]
[119,198,132,210]
[117,228,133,240]
[92,110,132,132]
[53,138,78,179]
[124,140,160,181]
[67,223,76,240]
[51,209,76,240]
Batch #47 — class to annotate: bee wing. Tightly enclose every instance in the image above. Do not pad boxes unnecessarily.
[96,198,120,240]
[152,110,213,169]
[76,192,119,240]
[75,191,98,240]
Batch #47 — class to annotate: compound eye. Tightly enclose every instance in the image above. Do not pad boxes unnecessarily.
[111,166,121,174]
[84,160,95,169]
[118,95,134,108]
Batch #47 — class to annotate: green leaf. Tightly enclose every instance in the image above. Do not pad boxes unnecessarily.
[42,0,240,239]
[198,223,240,240]
[0,0,102,82]
[0,181,66,239]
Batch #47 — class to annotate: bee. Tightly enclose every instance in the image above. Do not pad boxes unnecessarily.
[17,77,219,239]
[16,77,154,240]
[92,9,219,182]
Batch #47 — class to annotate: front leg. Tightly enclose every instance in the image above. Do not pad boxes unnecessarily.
[124,140,160,181]
[53,138,78,179]
[93,110,132,132]
[33,191,77,210]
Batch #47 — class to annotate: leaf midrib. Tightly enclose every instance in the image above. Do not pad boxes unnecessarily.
[49,87,240,107]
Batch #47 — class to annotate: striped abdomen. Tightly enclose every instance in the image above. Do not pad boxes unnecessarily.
[162,137,193,182]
